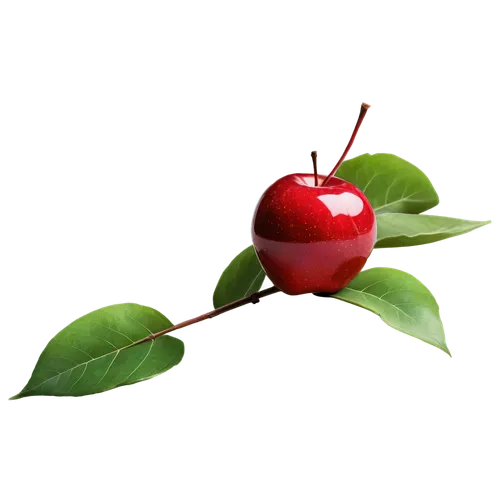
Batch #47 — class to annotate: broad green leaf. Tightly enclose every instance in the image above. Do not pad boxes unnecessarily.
[336,153,439,214]
[376,213,491,248]
[322,267,450,355]
[11,304,184,399]
[213,245,265,308]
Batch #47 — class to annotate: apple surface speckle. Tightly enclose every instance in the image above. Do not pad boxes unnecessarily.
[252,173,376,295]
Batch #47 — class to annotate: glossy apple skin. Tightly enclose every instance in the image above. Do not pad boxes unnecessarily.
[252,173,376,295]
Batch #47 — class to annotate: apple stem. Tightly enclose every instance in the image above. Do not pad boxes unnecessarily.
[321,103,370,185]
[126,286,281,348]
[311,151,318,186]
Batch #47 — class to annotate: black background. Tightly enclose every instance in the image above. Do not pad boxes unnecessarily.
[0,86,496,410]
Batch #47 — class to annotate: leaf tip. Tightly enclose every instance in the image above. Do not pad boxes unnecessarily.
[441,345,455,359]
[7,392,21,403]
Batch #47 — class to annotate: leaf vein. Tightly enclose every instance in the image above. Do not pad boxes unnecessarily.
[95,336,119,350]
[358,279,390,293]
[125,315,153,336]
[374,191,427,213]
[68,344,95,360]
[342,287,417,323]
[243,269,265,298]
[93,351,120,388]
[89,321,134,343]
[384,178,398,205]
[67,364,88,394]
[20,342,146,395]
[361,173,380,192]
[123,341,154,383]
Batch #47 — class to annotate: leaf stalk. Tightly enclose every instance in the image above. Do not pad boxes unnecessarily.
[322,102,370,185]
[311,151,318,186]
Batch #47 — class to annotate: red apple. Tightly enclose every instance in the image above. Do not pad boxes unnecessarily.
[252,173,376,295]
[251,103,376,295]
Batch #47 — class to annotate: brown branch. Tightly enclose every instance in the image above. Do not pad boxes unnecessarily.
[129,286,281,348]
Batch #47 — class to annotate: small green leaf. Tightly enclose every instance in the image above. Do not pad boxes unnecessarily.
[213,246,265,308]
[376,213,491,248]
[336,154,439,214]
[320,267,450,355]
[11,304,184,399]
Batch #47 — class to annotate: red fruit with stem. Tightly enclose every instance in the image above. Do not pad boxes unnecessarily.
[252,103,376,295]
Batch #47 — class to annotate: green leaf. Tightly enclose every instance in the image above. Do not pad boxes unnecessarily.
[213,245,265,308]
[336,153,439,214]
[376,213,491,248]
[321,267,450,355]
[11,304,184,399]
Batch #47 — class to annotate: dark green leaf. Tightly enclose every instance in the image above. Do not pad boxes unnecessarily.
[11,303,184,399]
[376,213,491,248]
[336,154,439,214]
[213,246,265,308]
[321,267,450,355]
